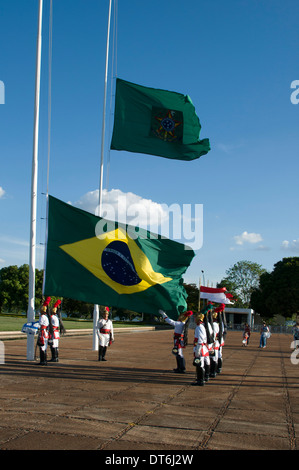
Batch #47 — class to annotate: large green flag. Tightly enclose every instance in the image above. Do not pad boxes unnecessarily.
[110,78,210,161]
[44,196,195,319]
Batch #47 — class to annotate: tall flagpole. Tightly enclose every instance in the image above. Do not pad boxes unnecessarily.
[93,0,113,351]
[27,0,43,361]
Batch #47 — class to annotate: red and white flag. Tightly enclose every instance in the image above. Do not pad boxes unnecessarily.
[200,286,234,304]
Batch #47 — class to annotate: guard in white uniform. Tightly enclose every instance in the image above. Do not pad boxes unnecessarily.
[159,309,193,373]
[37,297,51,365]
[49,299,61,362]
[192,313,210,386]
[96,307,114,361]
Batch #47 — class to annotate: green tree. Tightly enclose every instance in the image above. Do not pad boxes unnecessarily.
[0,264,43,313]
[219,260,267,308]
[216,278,243,308]
[251,257,299,319]
[61,298,94,318]
[183,283,199,312]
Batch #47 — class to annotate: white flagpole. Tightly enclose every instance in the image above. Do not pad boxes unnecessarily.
[93,0,113,351]
[27,0,43,361]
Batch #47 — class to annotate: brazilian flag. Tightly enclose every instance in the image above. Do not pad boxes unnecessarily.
[44,196,195,319]
[110,78,210,161]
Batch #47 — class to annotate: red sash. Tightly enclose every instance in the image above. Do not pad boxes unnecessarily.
[100,328,110,334]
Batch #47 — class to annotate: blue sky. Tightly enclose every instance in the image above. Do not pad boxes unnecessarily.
[0,0,299,288]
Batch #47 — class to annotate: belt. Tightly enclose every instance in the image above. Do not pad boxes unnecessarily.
[100,328,111,334]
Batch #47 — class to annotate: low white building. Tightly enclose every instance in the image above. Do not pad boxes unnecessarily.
[224,307,255,328]
[188,307,255,330]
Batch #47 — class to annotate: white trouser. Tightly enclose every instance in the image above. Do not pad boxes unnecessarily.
[177,348,184,358]
[40,339,48,352]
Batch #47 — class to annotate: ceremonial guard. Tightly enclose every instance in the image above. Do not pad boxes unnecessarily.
[37,297,51,365]
[216,307,225,373]
[96,307,114,361]
[210,311,220,378]
[205,311,215,381]
[49,299,62,362]
[192,312,210,386]
[159,309,193,373]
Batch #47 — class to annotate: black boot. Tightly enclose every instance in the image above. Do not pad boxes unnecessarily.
[98,346,103,361]
[39,349,43,365]
[101,346,107,361]
[173,355,180,372]
[53,348,59,362]
[173,356,185,373]
[49,346,55,362]
[49,346,59,362]
[192,365,205,386]
[39,349,47,365]
[204,364,210,382]
[217,358,222,374]
[178,356,186,373]
[209,360,217,378]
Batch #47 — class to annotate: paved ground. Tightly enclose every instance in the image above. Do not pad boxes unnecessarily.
[0,328,298,451]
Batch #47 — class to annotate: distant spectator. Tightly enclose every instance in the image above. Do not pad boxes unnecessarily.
[259,321,270,348]
[243,323,251,346]
[292,322,299,349]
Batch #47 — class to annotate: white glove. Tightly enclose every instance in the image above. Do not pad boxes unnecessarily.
[158,309,167,318]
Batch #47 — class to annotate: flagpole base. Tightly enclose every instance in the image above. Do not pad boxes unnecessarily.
[93,305,99,351]
[26,334,35,361]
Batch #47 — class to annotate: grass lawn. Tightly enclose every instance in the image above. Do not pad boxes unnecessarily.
[0,315,93,332]
[0,315,157,332]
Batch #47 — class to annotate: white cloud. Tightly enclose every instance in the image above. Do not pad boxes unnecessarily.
[71,189,204,249]
[281,238,299,252]
[0,186,5,199]
[71,188,203,249]
[73,188,169,230]
[233,231,263,245]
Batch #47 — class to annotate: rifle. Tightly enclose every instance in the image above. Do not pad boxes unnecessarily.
[207,309,215,342]
[182,316,191,346]
[54,299,66,336]
[200,302,214,344]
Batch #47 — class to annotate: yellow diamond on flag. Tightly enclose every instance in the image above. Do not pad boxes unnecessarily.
[59,227,172,295]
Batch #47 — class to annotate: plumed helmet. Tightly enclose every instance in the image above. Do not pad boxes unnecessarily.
[184,310,193,317]
[196,313,204,323]
[214,303,225,314]
[101,306,110,317]
[178,310,193,322]
[52,299,61,313]
[41,296,51,313]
